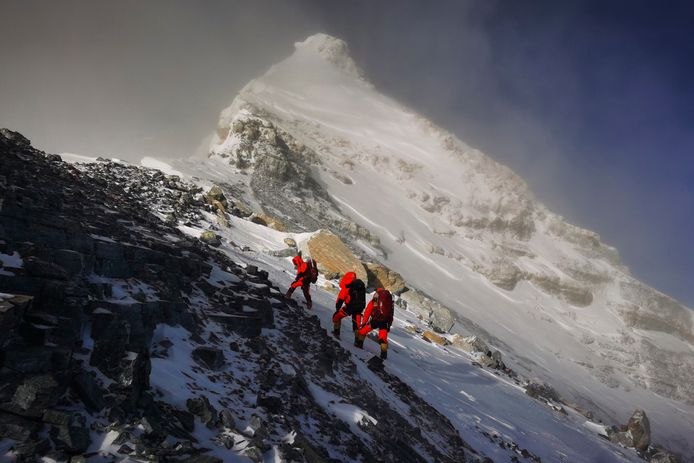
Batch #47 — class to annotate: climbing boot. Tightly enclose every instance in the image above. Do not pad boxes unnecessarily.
[332,321,341,339]
[380,342,388,360]
[354,333,365,348]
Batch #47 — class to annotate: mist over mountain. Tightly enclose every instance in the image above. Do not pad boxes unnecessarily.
[1,31,691,462]
[1,1,692,309]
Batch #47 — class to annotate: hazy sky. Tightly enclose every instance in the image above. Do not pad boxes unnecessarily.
[1,0,692,307]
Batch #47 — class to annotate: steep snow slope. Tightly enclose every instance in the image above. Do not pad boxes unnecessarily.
[172,201,645,463]
[177,34,693,456]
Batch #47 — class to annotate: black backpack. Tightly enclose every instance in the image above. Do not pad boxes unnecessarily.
[307,259,319,283]
[346,279,366,314]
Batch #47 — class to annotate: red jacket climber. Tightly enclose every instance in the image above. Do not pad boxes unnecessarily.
[285,255,312,309]
[355,288,394,359]
[332,271,366,339]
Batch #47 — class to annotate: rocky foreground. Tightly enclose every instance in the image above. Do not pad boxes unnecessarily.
[0,129,493,462]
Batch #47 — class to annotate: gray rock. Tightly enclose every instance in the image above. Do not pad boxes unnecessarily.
[627,409,651,451]
[267,247,297,258]
[399,289,455,333]
[200,231,222,247]
[24,256,68,280]
[525,381,561,403]
[14,438,52,459]
[117,351,151,404]
[43,409,82,427]
[0,410,41,441]
[257,394,283,414]
[209,312,262,338]
[71,370,105,411]
[0,295,33,347]
[2,373,66,418]
[219,409,236,429]
[192,346,226,370]
[186,396,219,428]
[649,450,680,463]
[206,185,226,202]
[0,128,31,147]
[450,335,488,353]
[50,419,91,454]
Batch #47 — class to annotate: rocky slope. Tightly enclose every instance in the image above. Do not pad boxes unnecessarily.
[198,33,694,457]
[0,129,489,462]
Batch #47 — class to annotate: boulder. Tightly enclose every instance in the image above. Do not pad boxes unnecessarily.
[186,396,219,428]
[525,382,561,403]
[399,289,455,333]
[117,351,151,404]
[2,373,66,418]
[70,370,105,412]
[230,199,253,218]
[205,185,226,203]
[365,262,407,294]
[477,350,504,369]
[0,295,33,346]
[450,335,488,353]
[0,410,41,441]
[200,231,222,247]
[305,230,367,282]
[649,450,680,463]
[209,312,262,338]
[192,346,226,370]
[422,331,448,346]
[607,409,652,451]
[627,409,651,451]
[251,213,287,232]
[219,409,236,429]
[24,256,68,280]
[51,423,91,454]
[283,237,297,248]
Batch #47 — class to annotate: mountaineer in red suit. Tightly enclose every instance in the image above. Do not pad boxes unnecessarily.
[355,288,394,360]
[285,255,312,309]
[332,271,366,340]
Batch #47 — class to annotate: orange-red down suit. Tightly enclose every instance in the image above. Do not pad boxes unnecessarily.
[356,288,394,359]
[332,272,366,332]
[285,255,312,309]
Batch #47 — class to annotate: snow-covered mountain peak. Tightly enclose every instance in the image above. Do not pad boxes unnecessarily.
[293,33,365,79]
[192,35,694,457]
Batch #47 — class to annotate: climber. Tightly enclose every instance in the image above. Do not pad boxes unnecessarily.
[355,288,394,359]
[332,271,366,340]
[285,254,312,309]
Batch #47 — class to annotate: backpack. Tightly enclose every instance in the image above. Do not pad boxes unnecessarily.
[373,288,393,322]
[346,279,366,314]
[306,259,319,283]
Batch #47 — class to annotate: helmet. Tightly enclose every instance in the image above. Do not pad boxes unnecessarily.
[339,271,357,289]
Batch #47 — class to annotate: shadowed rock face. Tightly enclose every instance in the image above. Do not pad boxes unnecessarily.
[619,282,694,343]
[0,130,485,462]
